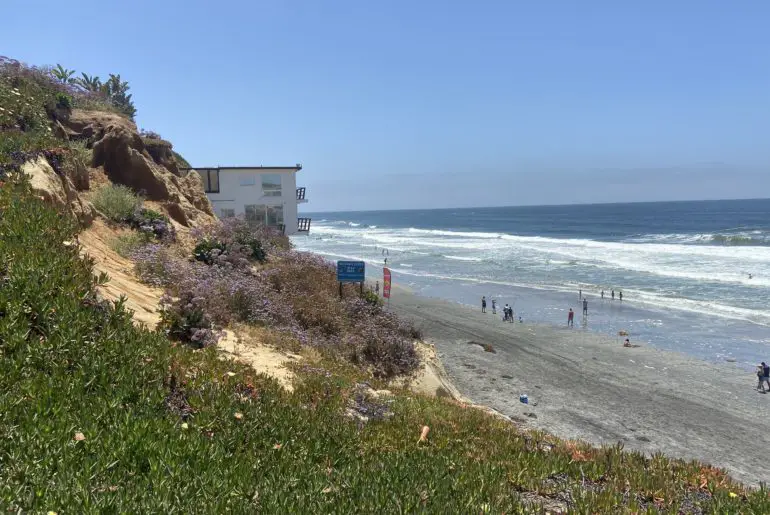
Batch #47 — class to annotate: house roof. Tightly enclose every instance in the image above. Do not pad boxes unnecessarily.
[180,165,302,172]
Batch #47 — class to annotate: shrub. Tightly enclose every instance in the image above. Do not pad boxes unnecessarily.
[139,129,162,140]
[132,243,188,288]
[191,219,270,267]
[55,92,72,109]
[91,184,142,222]
[137,232,420,378]
[362,289,382,307]
[173,150,191,168]
[159,292,219,348]
[193,217,288,257]
[128,208,176,242]
[193,239,229,265]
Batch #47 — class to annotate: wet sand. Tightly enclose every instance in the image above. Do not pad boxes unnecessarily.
[389,290,770,486]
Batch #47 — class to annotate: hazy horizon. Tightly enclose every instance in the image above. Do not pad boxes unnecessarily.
[303,194,770,215]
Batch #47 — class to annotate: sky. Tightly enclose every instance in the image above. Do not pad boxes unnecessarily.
[3,0,770,212]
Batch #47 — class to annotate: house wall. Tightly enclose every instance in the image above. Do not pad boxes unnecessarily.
[203,168,300,234]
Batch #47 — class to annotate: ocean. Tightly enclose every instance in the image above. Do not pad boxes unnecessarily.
[292,199,770,368]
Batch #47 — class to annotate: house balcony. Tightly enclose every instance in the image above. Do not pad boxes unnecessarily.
[297,217,312,233]
[296,187,308,203]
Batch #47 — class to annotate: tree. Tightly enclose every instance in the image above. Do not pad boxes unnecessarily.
[76,73,102,92]
[51,64,75,84]
[102,73,136,119]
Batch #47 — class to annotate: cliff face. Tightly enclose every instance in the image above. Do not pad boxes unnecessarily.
[23,108,215,229]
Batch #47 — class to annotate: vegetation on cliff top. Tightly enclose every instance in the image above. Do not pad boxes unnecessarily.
[0,56,191,174]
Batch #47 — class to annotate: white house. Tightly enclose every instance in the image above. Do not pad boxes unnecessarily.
[182,165,310,235]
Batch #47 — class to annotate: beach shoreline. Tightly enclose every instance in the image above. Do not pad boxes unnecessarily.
[388,287,770,486]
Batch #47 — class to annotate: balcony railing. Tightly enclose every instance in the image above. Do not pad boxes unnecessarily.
[296,187,306,201]
[297,217,312,232]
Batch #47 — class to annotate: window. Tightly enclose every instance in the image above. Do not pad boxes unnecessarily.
[244,205,284,227]
[261,174,282,197]
[239,174,256,186]
[266,205,284,226]
[244,205,260,223]
[198,169,220,193]
[220,208,235,218]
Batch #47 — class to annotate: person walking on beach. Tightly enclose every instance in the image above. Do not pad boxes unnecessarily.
[611,290,615,300]
[582,298,588,316]
[481,296,487,313]
[601,290,605,299]
[491,299,497,315]
[759,362,770,392]
[567,308,574,327]
[503,304,510,321]
[619,291,623,302]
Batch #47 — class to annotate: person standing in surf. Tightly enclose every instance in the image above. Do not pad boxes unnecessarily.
[481,296,487,313]
[611,290,615,300]
[491,299,497,315]
[567,308,574,327]
[582,298,588,316]
[619,291,623,302]
[601,290,605,299]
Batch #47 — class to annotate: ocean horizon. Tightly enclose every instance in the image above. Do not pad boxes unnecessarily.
[293,198,770,369]
[304,196,770,215]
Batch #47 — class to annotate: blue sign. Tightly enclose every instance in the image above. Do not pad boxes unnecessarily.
[337,261,365,283]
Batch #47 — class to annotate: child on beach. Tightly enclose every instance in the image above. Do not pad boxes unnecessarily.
[567,308,574,327]
[491,299,497,314]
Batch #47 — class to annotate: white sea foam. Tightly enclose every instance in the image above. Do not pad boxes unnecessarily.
[444,255,483,262]
[298,220,770,325]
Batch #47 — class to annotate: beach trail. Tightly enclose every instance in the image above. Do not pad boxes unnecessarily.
[390,290,770,486]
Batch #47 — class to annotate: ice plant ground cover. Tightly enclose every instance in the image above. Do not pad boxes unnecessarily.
[2,185,770,513]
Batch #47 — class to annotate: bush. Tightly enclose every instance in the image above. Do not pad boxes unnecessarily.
[132,243,187,288]
[159,292,219,348]
[91,184,142,222]
[362,289,382,307]
[128,208,176,242]
[191,219,270,267]
[173,150,191,168]
[193,239,228,265]
[55,92,72,109]
[139,232,420,378]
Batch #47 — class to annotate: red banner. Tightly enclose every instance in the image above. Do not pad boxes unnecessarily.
[383,267,392,299]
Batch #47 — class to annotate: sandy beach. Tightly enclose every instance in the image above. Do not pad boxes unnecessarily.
[389,289,770,486]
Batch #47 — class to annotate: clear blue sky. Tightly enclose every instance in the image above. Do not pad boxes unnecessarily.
[4,0,769,211]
